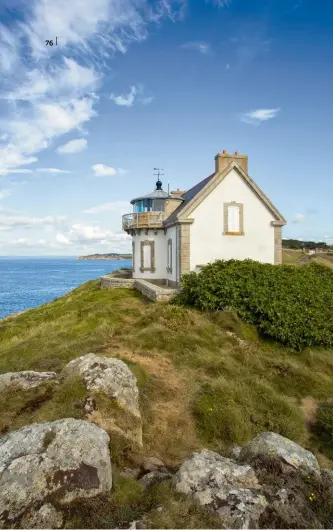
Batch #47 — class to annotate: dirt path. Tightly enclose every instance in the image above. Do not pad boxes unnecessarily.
[104,347,201,466]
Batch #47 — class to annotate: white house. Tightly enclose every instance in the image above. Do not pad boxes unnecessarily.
[122,150,286,287]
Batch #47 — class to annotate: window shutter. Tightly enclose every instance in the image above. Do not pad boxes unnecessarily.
[228,205,240,232]
[143,244,151,268]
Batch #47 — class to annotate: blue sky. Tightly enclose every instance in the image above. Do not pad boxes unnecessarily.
[0,0,332,256]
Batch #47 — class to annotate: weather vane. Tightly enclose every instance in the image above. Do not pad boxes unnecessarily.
[153,167,164,179]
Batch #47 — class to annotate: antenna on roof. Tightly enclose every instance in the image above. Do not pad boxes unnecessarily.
[168,182,170,195]
[153,168,164,191]
[153,168,164,179]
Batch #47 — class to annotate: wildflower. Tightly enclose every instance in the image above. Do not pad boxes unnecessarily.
[207,407,213,413]
[309,492,316,502]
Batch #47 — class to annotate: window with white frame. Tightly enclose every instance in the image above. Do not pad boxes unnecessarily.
[223,202,244,235]
[167,238,172,273]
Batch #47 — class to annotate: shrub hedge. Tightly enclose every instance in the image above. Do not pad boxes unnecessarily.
[176,259,333,350]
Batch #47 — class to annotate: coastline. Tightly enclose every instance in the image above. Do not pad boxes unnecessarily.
[77,255,132,261]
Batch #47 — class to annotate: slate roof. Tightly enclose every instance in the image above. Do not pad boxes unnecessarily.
[130,190,185,204]
[165,172,215,224]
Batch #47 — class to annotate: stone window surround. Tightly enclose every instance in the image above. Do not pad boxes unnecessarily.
[140,240,156,272]
[223,202,244,236]
[166,238,172,274]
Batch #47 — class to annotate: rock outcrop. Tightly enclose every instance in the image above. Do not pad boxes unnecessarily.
[173,449,267,529]
[19,504,63,529]
[239,432,320,477]
[61,353,142,445]
[0,371,58,392]
[61,353,140,417]
[0,418,112,528]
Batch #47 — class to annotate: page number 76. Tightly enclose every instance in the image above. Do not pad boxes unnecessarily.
[45,38,58,46]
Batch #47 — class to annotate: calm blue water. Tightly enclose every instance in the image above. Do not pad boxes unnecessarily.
[0,257,132,319]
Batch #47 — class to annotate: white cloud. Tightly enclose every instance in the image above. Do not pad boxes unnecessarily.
[0,168,33,176]
[0,22,20,73]
[206,0,232,6]
[84,201,129,214]
[65,223,131,245]
[0,189,10,200]
[110,84,153,107]
[5,57,98,102]
[110,85,138,107]
[56,233,71,244]
[36,168,72,174]
[92,163,117,177]
[0,97,96,173]
[292,213,306,224]
[0,214,67,231]
[0,0,180,174]
[56,138,88,154]
[141,96,154,105]
[181,41,211,55]
[240,108,280,125]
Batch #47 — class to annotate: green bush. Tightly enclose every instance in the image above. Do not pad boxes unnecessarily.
[177,259,333,350]
[313,403,333,451]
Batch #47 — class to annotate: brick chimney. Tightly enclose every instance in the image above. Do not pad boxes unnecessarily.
[171,187,186,196]
[215,150,248,174]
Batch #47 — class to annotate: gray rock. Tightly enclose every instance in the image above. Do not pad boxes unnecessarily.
[61,354,142,445]
[129,520,147,529]
[0,418,112,527]
[228,445,242,460]
[321,468,333,493]
[83,396,97,415]
[19,503,63,529]
[139,470,172,488]
[120,467,141,480]
[173,449,267,529]
[0,371,58,392]
[61,353,140,417]
[141,456,166,473]
[239,432,320,477]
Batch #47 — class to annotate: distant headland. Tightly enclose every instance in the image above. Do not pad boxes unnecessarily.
[77,253,132,260]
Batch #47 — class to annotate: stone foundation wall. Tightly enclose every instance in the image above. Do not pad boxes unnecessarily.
[134,280,180,302]
[101,276,181,302]
[100,276,135,289]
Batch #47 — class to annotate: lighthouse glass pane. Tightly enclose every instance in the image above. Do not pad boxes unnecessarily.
[153,199,165,212]
[135,201,143,213]
[143,199,153,212]
[143,244,151,268]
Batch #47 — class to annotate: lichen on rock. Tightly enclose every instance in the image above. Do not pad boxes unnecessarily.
[0,418,112,528]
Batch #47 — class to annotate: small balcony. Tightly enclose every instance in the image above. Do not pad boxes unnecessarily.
[122,212,165,231]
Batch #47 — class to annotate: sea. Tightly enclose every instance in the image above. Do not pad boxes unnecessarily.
[0,257,132,320]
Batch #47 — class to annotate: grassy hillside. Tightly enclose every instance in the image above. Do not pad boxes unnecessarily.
[282,249,333,268]
[282,249,306,264]
[1,279,333,527]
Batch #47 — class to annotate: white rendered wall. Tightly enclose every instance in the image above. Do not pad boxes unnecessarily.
[132,229,167,280]
[189,168,276,269]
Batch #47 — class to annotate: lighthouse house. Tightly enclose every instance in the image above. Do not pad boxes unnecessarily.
[122,150,286,287]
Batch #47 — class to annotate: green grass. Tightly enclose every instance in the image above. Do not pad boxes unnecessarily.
[2,277,333,527]
[282,249,306,264]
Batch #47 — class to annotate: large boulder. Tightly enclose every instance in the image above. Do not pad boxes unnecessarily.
[0,418,112,528]
[61,353,140,417]
[239,432,320,477]
[61,353,142,445]
[0,371,58,392]
[19,504,63,529]
[173,449,267,529]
